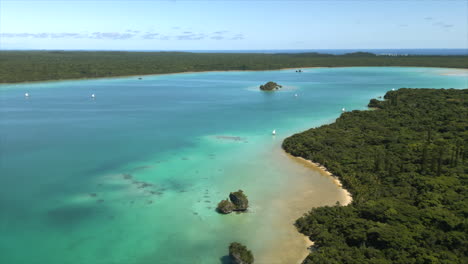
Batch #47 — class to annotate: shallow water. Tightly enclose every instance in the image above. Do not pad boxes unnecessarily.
[0,67,466,264]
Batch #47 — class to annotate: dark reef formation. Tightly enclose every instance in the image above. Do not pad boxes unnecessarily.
[229,190,249,211]
[259,81,282,91]
[217,199,234,214]
[216,190,249,214]
[229,242,254,264]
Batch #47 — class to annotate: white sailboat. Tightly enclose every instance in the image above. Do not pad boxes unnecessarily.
[342,107,346,112]
[91,93,95,98]
[24,92,29,97]
[272,129,276,135]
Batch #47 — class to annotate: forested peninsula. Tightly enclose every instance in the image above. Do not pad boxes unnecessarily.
[283,89,467,263]
[0,51,467,83]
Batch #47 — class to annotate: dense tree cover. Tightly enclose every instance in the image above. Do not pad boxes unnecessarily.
[342,52,377,57]
[259,81,282,91]
[283,89,467,264]
[0,51,466,83]
[229,242,254,264]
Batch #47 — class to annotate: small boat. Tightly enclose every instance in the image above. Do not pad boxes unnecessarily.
[392,88,395,91]
[294,94,298,97]
[24,92,29,97]
[91,93,95,98]
[342,108,346,112]
[272,129,276,135]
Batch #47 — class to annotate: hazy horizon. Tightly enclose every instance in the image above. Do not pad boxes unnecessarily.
[1,48,467,56]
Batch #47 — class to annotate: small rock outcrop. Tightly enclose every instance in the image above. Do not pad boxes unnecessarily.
[229,190,249,211]
[259,81,282,91]
[217,199,234,214]
[229,242,254,264]
[216,189,249,214]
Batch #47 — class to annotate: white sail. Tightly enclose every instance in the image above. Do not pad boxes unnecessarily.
[24,92,29,97]
[272,129,276,135]
[342,108,346,112]
[91,93,95,98]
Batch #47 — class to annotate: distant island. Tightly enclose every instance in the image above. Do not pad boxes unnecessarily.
[282,88,467,263]
[259,81,282,91]
[0,51,467,83]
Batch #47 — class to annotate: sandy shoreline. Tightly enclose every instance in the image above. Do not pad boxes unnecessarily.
[285,153,353,263]
[294,156,353,206]
[255,147,354,264]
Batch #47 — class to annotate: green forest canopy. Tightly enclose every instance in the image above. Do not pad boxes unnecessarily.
[283,88,467,264]
[0,51,467,83]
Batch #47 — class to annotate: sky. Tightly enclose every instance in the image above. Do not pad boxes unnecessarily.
[0,0,467,50]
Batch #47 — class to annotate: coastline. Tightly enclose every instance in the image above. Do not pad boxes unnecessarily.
[1,66,467,86]
[293,156,352,206]
[275,89,467,263]
[254,146,354,264]
[284,152,353,263]
[0,67,322,85]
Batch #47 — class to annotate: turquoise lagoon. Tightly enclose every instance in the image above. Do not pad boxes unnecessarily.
[0,67,466,264]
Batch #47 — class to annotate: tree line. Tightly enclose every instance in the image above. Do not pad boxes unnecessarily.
[0,51,467,83]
